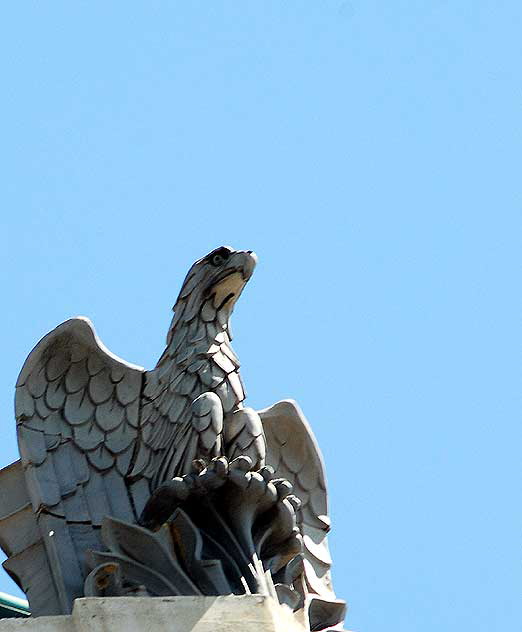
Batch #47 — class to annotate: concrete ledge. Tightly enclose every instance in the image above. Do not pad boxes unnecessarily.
[0,596,308,632]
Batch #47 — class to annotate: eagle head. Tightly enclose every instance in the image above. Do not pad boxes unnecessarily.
[173,246,257,323]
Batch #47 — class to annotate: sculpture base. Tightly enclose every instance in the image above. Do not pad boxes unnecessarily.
[0,596,308,632]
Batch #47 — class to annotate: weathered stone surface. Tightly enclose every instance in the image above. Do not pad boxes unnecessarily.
[0,596,307,632]
[0,615,70,632]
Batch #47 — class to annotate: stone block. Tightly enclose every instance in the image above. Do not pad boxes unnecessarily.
[0,596,307,632]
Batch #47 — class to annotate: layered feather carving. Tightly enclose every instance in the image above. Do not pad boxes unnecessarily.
[16,317,148,526]
[259,400,336,605]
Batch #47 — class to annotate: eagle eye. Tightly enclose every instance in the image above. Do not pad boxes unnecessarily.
[209,248,231,267]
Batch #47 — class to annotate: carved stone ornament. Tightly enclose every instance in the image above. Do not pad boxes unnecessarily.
[0,247,346,631]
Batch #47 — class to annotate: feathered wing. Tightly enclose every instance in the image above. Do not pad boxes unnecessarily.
[15,317,152,613]
[259,400,343,617]
[131,363,225,488]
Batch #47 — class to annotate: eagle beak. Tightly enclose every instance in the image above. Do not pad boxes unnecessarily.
[210,251,257,310]
[241,251,257,281]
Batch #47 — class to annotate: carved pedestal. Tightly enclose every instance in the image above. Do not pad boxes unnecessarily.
[0,596,307,632]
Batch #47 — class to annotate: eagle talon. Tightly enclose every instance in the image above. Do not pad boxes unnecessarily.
[286,494,302,511]
[229,455,253,472]
[258,465,275,481]
[272,479,293,500]
[191,459,207,474]
[209,456,229,477]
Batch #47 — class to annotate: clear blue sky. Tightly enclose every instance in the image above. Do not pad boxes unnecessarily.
[0,3,520,630]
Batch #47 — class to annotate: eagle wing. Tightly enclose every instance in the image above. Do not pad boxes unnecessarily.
[15,317,152,611]
[131,363,225,488]
[258,400,339,606]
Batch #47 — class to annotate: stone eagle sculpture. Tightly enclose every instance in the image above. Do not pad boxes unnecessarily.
[0,246,344,630]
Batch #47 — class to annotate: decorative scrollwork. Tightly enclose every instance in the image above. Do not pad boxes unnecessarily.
[85,456,304,611]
